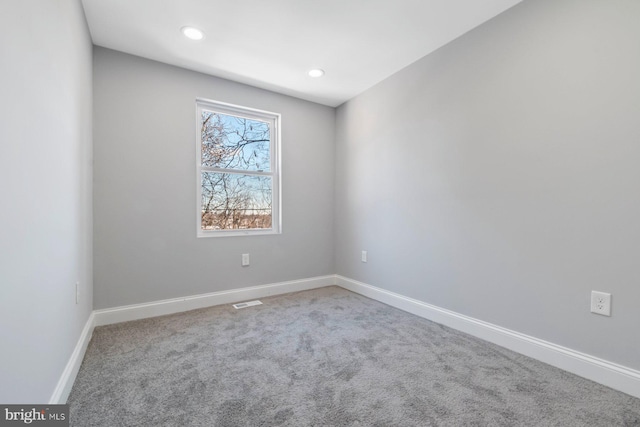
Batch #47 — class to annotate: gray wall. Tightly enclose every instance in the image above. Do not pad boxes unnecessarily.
[93,48,335,309]
[0,0,93,402]
[335,0,640,370]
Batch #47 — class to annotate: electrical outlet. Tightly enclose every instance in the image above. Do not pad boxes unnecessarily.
[361,250,367,263]
[590,291,611,316]
[242,253,250,267]
[76,282,80,304]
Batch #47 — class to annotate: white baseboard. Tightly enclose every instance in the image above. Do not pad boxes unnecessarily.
[49,312,95,404]
[53,274,640,403]
[93,275,334,327]
[51,276,333,403]
[335,275,640,399]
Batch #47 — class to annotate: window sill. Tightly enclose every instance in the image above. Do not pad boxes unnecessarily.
[197,229,281,238]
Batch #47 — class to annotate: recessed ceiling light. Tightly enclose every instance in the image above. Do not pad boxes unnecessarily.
[308,69,325,78]
[181,26,204,41]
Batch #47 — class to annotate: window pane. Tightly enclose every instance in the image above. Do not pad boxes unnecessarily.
[201,172,272,230]
[201,111,271,172]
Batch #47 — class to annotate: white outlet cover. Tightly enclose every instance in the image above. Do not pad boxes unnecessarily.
[361,251,367,263]
[241,253,250,266]
[590,291,611,316]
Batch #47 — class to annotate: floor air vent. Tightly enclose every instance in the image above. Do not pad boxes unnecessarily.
[232,300,263,309]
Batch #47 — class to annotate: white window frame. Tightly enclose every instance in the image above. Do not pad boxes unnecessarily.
[196,98,281,237]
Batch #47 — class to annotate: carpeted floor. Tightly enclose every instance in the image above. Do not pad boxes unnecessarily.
[68,286,640,426]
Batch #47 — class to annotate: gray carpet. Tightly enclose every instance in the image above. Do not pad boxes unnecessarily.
[68,286,640,426]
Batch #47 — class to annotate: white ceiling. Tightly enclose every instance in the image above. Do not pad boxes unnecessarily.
[81,0,522,107]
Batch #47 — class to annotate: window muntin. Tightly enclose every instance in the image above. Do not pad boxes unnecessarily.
[196,99,280,237]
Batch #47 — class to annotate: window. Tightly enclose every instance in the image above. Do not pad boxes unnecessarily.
[196,99,280,237]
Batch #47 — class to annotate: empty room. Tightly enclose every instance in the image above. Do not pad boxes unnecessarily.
[1,0,640,425]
